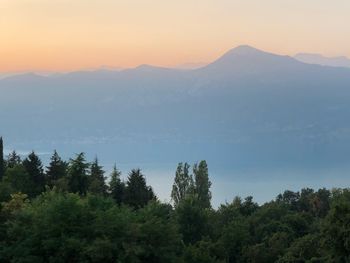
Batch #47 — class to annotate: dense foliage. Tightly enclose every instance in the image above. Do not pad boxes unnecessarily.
[0,138,349,262]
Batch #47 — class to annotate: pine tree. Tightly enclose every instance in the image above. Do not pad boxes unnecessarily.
[193,160,212,209]
[171,162,194,207]
[109,164,125,204]
[0,137,4,180]
[23,151,45,197]
[67,153,89,196]
[124,168,155,208]
[7,150,21,168]
[88,157,107,195]
[46,150,67,187]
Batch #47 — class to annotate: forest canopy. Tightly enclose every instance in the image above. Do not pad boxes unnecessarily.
[0,137,349,262]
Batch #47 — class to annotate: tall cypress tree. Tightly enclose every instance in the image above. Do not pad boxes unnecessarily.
[193,160,212,209]
[0,137,4,180]
[171,162,193,207]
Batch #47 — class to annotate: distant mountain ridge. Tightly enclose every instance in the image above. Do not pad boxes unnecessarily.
[1,45,350,204]
[198,45,305,77]
[295,53,350,68]
[2,46,350,79]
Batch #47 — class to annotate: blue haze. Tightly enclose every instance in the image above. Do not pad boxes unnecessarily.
[1,45,350,206]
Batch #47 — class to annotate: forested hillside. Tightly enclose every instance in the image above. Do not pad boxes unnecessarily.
[0,137,349,262]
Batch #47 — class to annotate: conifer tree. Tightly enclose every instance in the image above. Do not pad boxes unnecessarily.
[88,157,107,195]
[171,162,194,207]
[23,151,45,197]
[193,160,212,209]
[46,150,67,187]
[109,164,125,204]
[124,168,155,208]
[7,150,21,168]
[0,137,4,180]
[67,153,89,196]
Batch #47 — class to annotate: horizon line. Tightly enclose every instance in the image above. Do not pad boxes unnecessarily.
[1,45,350,75]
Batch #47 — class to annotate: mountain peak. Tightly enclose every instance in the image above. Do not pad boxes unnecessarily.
[213,45,279,63]
[226,45,263,55]
[199,45,301,74]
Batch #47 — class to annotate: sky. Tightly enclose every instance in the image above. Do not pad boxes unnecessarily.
[1,0,350,72]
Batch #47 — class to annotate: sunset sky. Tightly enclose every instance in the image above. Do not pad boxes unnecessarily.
[1,0,349,72]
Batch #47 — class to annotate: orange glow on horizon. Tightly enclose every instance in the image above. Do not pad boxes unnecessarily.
[1,0,350,72]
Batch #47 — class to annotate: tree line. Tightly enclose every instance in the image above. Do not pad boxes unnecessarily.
[0,137,349,262]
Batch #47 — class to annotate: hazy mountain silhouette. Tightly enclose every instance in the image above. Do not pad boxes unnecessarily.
[295,53,350,68]
[1,45,350,182]
[201,45,301,73]
[174,62,207,70]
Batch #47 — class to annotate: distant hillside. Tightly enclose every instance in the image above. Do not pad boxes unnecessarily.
[1,45,350,165]
[295,53,350,68]
[1,45,350,203]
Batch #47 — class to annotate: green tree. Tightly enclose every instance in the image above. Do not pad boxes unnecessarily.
[0,180,13,203]
[46,150,67,188]
[124,169,155,208]
[183,238,224,263]
[3,165,32,196]
[1,191,95,262]
[0,191,182,263]
[276,190,300,211]
[176,195,210,245]
[298,188,315,213]
[7,150,21,169]
[67,153,89,196]
[217,216,250,262]
[1,192,29,217]
[88,157,107,195]
[132,201,182,262]
[311,188,330,217]
[0,137,4,180]
[240,196,259,216]
[193,160,212,209]
[109,164,125,205]
[171,162,193,207]
[321,189,350,262]
[278,234,323,263]
[23,151,45,197]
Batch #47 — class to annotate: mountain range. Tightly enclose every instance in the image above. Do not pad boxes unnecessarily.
[1,45,350,204]
[295,53,350,68]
